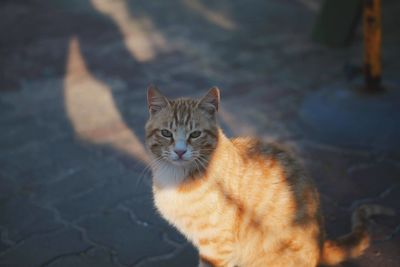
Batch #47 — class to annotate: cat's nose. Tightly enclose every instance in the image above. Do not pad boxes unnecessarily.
[174,149,187,159]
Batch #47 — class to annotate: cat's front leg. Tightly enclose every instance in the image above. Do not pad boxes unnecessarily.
[199,257,237,267]
[199,257,213,267]
[199,254,223,267]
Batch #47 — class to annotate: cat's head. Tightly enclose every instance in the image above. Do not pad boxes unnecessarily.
[145,86,220,171]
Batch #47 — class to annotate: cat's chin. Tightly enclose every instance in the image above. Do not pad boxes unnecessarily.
[170,159,191,167]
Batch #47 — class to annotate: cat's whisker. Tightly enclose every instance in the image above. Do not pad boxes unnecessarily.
[136,165,155,186]
[195,156,208,172]
[136,156,163,187]
[193,158,202,174]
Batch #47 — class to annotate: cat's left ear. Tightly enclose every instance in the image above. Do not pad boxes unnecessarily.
[199,87,220,115]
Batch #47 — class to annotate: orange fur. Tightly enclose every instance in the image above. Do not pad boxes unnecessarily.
[145,86,394,267]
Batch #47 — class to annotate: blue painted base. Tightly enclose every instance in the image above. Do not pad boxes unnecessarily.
[300,82,400,151]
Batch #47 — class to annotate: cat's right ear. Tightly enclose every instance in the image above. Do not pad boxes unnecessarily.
[147,85,169,115]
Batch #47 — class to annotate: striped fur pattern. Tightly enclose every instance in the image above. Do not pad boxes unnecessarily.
[145,86,394,267]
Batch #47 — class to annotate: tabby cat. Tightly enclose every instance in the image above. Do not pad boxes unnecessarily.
[145,86,393,267]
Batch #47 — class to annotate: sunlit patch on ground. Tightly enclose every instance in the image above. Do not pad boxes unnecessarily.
[64,37,149,163]
[91,0,169,62]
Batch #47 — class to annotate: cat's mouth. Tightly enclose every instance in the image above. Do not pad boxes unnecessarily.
[170,158,191,166]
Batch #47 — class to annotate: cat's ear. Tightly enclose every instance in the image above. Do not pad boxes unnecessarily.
[199,87,220,115]
[147,85,169,115]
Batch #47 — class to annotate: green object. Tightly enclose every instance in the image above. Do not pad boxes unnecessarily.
[312,0,362,47]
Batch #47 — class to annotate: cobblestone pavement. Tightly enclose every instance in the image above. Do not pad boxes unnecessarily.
[1,0,399,266]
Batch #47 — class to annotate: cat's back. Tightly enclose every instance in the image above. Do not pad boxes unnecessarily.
[229,137,322,266]
[230,136,320,229]
[231,137,303,177]
[231,137,317,206]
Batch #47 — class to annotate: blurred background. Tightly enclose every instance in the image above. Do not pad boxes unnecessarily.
[0,0,399,266]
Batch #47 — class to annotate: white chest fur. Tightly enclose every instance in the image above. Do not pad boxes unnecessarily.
[152,161,188,188]
[151,161,230,244]
[153,184,224,247]
[153,187,185,221]
[152,162,193,222]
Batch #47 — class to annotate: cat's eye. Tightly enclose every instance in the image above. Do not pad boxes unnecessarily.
[161,129,172,138]
[189,131,201,139]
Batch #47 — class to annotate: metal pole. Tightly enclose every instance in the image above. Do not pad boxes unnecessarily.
[363,0,382,91]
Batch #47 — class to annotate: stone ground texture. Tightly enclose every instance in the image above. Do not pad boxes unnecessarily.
[1,0,399,266]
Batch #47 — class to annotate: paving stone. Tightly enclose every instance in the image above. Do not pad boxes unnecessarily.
[78,209,175,266]
[31,153,127,207]
[347,161,400,203]
[300,86,400,150]
[46,247,119,267]
[55,172,151,221]
[342,239,400,267]
[0,227,90,267]
[300,145,368,195]
[0,241,9,254]
[137,244,198,267]
[0,146,50,181]
[123,195,187,245]
[321,194,400,267]
[0,196,62,243]
[0,97,15,117]
[0,115,64,153]
[0,80,66,116]
[0,174,17,199]
[0,136,115,189]
[33,168,106,207]
[379,183,400,211]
